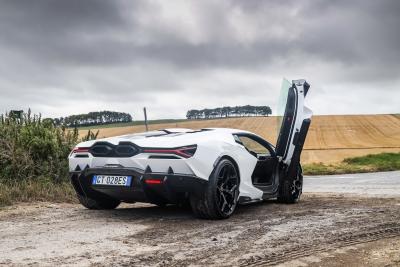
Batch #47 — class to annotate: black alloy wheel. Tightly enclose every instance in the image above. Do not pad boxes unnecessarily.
[277,165,303,203]
[290,167,303,200]
[190,159,240,219]
[216,161,239,216]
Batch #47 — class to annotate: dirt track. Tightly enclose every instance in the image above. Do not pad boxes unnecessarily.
[1,194,400,266]
[80,114,400,164]
[2,172,400,266]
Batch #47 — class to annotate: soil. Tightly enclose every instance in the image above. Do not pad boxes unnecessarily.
[1,193,400,266]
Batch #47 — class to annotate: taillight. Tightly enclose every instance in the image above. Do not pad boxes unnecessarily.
[143,145,197,158]
[72,147,90,153]
[145,179,163,185]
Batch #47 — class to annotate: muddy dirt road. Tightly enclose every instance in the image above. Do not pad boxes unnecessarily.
[1,172,400,266]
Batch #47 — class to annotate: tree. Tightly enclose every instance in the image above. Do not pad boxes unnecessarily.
[185,105,272,119]
[221,106,231,117]
[53,111,133,127]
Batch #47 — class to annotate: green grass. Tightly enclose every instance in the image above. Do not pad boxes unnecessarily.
[343,152,400,169]
[303,152,400,175]
[0,179,76,207]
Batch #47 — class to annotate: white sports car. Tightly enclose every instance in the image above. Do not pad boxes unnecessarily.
[69,79,312,219]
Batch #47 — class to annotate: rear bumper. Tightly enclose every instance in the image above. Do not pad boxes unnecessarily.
[69,167,208,204]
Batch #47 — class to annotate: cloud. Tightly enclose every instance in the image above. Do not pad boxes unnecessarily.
[0,0,399,119]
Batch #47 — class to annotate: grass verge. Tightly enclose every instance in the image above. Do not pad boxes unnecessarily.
[0,180,76,207]
[303,152,400,175]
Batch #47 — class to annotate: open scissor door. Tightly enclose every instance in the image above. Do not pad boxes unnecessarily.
[275,79,312,174]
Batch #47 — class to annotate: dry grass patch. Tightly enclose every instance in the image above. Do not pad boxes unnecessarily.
[0,180,76,207]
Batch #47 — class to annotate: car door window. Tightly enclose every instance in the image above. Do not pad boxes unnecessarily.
[276,78,292,140]
[236,136,271,157]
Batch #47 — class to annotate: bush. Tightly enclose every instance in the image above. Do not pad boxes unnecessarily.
[0,110,102,206]
[0,110,79,183]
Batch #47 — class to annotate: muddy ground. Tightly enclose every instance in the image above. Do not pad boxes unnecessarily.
[1,193,400,266]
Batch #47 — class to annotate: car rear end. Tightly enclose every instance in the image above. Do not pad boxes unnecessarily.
[68,131,218,205]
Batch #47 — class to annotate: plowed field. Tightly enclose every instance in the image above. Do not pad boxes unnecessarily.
[80,114,400,164]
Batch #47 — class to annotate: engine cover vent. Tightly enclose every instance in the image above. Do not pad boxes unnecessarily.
[89,142,139,158]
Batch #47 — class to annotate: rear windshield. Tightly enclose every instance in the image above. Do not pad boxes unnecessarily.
[132,130,167,137]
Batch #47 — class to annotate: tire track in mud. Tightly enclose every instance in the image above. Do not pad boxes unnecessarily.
[2,195,400,266]
[241,224,400,266]
[116,197,400,267]
[179,223,400,267]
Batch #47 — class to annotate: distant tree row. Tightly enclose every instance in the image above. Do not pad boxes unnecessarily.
[186,105,272,119]
[54,111,133,127]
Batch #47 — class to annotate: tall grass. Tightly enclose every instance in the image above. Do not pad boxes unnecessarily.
[0,180,76,206]
[0,110,78,183]
[0,110,97,206]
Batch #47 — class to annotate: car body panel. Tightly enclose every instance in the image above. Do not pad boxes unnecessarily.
[69,128,264,200]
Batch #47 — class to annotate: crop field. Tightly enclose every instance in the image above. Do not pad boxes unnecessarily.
[80,114,400,164]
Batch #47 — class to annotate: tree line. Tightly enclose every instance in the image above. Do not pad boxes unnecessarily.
[53,111,133,127]
[186,105,272,119]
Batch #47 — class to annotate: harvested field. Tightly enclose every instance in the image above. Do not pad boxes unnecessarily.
[80,114,400,164]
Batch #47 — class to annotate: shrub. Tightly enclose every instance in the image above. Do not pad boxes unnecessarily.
[0,110,79,183]
[0,110,100,206]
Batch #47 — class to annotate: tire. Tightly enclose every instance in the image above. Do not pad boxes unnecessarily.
[177,198,192,210]
[190,158,240,219]
[277,165,303,204]
[77,194,121,210]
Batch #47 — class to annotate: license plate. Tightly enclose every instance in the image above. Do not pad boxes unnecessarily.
[92,175,132,186]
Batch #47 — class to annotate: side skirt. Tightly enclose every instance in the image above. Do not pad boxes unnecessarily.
[238,196,264,205]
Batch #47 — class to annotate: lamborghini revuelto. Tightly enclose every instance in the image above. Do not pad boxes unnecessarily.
[69,79,312,219]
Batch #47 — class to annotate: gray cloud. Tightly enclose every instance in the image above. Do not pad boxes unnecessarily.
[0,0,399,119]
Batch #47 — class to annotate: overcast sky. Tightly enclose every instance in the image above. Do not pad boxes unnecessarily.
[0,0,399,119]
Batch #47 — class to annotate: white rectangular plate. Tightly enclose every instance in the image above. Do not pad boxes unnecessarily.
[92,175,132,186]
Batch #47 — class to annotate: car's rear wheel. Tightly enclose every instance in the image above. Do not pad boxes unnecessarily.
[77,194,121,210]
[277,165,303,203]
[190,158,239,219]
